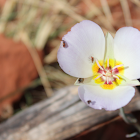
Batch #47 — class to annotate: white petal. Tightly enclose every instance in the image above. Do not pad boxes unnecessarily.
[57,20,105,78]
[114,27,140,80]
[78,85,135,111]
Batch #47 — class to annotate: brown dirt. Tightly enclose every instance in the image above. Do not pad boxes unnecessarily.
[0,34,43,119]
[0,0,6,8]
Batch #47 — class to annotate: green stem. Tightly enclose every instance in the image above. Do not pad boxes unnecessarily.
[120,107,140,138]
[120,107,130,124]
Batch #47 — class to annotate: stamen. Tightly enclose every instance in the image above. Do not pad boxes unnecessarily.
[112,64,124,70]
[93,58,125,88]
[107,57,109,68]
[107,77,109,84]
[113,75,119,79]
[94,74,103,80]
[102,71,106,75]
[96,59,103,70]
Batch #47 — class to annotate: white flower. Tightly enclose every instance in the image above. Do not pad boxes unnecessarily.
[57,20,140,111]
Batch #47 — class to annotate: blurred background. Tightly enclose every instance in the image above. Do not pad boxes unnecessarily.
[0,0,140,139]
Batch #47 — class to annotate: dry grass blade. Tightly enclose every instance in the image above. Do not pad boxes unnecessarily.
[47,0,86,22]
[84,0,102,18]
[83,0,115,32]
[100,0,113,23]
[45,65,76,89]
[69,0,79,5]
[120,0,132,26]
[17,0,31,18]
[44,44,60,64]
[19,31,53,97]
[13,0,42,41]
[0,0,16,33]
[130,0,140,7]
[35,15,57,50]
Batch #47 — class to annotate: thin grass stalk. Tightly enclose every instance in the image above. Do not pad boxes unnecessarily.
[120,0,132,26]
[100,0,113,23]
[0,0,17,33]
[19,31,53,97]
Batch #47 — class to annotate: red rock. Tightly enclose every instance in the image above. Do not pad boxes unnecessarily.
[0,0,6,8]
[0,34,43,118]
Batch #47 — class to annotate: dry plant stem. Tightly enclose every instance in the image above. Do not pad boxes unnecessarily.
[0,0,16,33]
[19,32,53,97]
[130,0,140,7]
[120,107,131,124]
[34,15,57,49]
[83,0,115,32]
[47,0,86,22]
[44,44,60,64]
[27,46,53,97]
[120,0,132,26]
[100,0,113,23]
[120,107,140,136]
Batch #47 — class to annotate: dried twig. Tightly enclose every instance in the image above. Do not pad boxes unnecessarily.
[83,0,115,32]
[120,0,132,26]
[19,31,53,97]
[0,0,16,33]
[130,0,140,7]
[100,0,113,23]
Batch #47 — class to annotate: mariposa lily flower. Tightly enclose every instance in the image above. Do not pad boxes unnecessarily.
[57,20,140,111]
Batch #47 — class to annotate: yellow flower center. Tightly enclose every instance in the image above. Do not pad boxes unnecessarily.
[92,58,124,90]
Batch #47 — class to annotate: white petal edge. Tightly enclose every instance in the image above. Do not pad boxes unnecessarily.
[57,20,105,78]
[114,27,140,80]
[78,85,135,111]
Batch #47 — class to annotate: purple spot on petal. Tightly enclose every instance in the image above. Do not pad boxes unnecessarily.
[91,101,96,105]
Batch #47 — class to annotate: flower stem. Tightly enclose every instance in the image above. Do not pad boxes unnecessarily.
[119,107,140,138]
